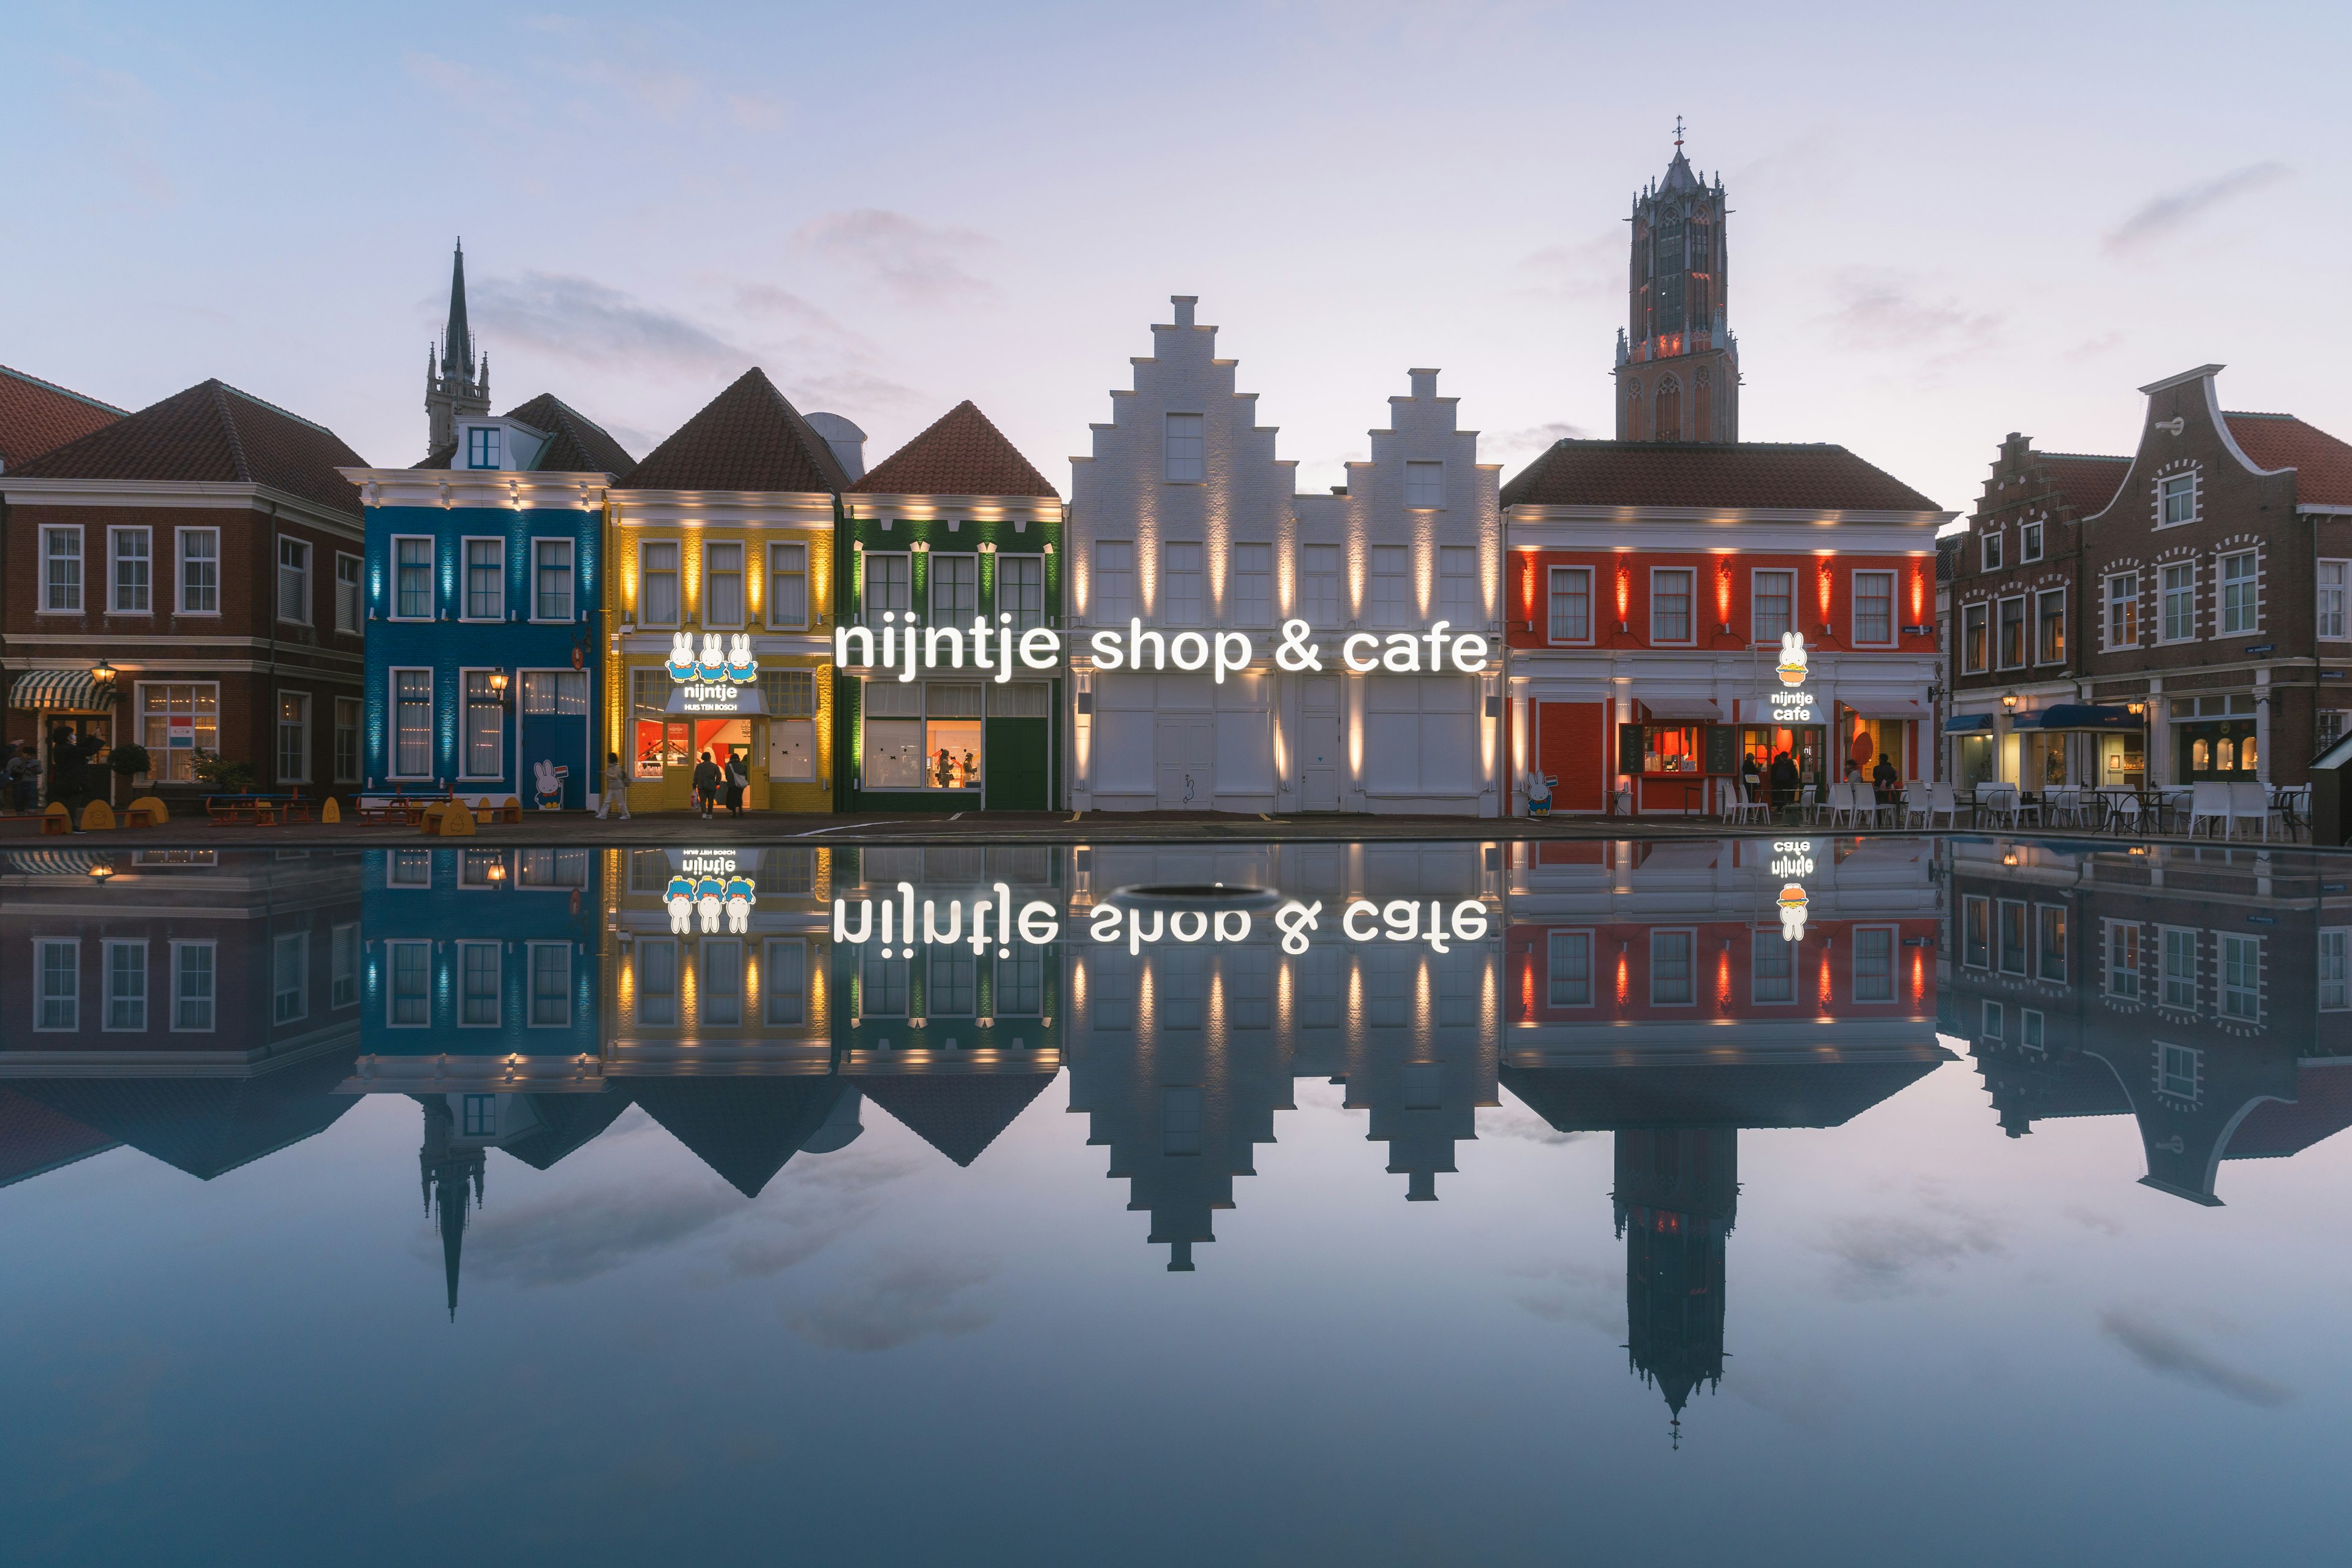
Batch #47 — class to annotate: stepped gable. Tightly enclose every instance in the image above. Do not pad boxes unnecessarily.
[0,364,124,470]
[630,1077,848,1197]
[9,378,365,519]
[621,367,849,493]
[412,392,635,475]
[2038,453,2130,518]
[0,1088,119,1188]
[1500,1048,1951,1133]
[850,401,1058,498]
[2223,412,2352,506]
[1500,439,1940,513]
[13,1047,363,1181]
[850,1070,1057,1167]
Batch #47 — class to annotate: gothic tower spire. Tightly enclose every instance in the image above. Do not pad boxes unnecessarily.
[1613,127,1738,443]
[424,238,492,458]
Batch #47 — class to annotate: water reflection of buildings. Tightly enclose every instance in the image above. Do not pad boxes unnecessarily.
[1942,840,2352,1205]
[1503,836,1952,1441]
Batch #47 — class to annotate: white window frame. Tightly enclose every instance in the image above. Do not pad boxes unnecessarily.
[1231,543,1273,627]
[2320,927,2350,1012]
[1548,565,1594,645]
[391,535,435,622]
[1162,541,1204,625]
[1851,569,1897,649]
[2160,562,2198,644]
[103,938,148,1032]
[1368,545,1410,629]
[2104,571,2139,650]
[1300,543,1341,627]
[272,930,309,1024]
[766,540,809,630]
[2104,919,2143,1000]
[333,696,361,785]
[110,525,152,614]
[1980,529,2003,572]
[1091,540,1134,625]
[1851,924,1898,1003]
[1961,601,1989,673]
[997,552,1046,632]
[177,526,221,616]
[2219,933,2261,1022]
[1996,899,2029,978]
[461,535,504,622]
[1404,460,1444,509]
[2034,587,2066,666]
[1648,567,1695,647]
[1438,545,1478,626]
[331,923,359,1009]
[467,424,502,470]
[764,937,810,1026]
[2158,470,2197,529]
[1996,593,2027,669]
[276,689,311,784]
[862,551,911,623]
[390,666,435,780]
[385,938,432,1028]
[2320,560,2350,642]
[928,551,979,627]
[1648,928,1697,1006]
[277,535,311,625]
[2220,550,2258,635]
[2157,925,2198,1012]
[703,538,745,629]
[459,668,503,780]
[2019,519,2043,563]
[638,539,681,627]
[1164,412,1205,483]
[2157,1041,2201,1104]
[1751,567,1795,646]
[1546,929,1596,1008]
[170,940,216,1032]
[39,525,81,613]
[456,940,502,1028]
[531,537,575,624]
[529,941,573,1028]
[386,850,432,889]
[334,550,362,633]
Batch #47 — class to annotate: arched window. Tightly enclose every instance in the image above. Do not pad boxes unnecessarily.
[1655,377,1681,442]
[1694,369,1711,439]
[1626,380,1644,440]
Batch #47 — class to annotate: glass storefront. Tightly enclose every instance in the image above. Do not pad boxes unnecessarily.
[1639,723,1700,774]
[2175,695,2258,781]
[1740,725,1822,784]
[863,680,984,792]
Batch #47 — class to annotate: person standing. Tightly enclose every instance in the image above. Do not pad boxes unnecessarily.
[1871,752,1899,794]
[12,743,42,815]
[691,750,722,820]
[596,752,631,820]
[724,752,748,818]
[1738,748,1762,805]
[1768,750,1798,820]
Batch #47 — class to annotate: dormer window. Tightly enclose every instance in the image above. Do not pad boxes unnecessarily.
[466,426,501,470]
[1981,529,2003,572]
[2020,521,2042,562]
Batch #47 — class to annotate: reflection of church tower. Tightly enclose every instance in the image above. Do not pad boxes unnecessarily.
[1613,1129,1736,1446]
[416,1095,486,1322]
[1613,123,1738,443]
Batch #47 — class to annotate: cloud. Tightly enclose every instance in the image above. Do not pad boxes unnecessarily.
[1508,1260,1619,1334]
[1819,270,2001,363]
[1480,1102,1585,1146]
[782,1252,997,1352]
[1485,421,1587,466]
[470,271,745,372]
[2098,1309,2290,1407]
[1815,1188,2003,1299]
[1514,233,1620,301]
[454,1178,742,1287]
[794,209,996,304]
[2104,164,2287,255]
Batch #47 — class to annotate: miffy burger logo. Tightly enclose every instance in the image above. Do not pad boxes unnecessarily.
[1776,631,1809,686]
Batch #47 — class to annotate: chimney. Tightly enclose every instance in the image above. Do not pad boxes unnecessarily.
[803,412,868,483]
[1170,295,1197,328]
[1408,368,1439,401]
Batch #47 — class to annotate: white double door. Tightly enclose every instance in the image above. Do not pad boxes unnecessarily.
[1096,672,1272,809]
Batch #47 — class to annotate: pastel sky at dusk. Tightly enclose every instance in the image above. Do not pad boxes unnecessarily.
[6,0,2343,516]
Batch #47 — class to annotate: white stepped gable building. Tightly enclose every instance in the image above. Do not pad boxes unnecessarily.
[1068,296,1504,815]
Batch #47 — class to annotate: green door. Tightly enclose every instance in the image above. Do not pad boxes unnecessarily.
[984,717,1049,810]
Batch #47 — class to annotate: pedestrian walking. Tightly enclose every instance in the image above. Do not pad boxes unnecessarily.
[724,753,748,818]
[596,752,631,820]
[691,750,721,819]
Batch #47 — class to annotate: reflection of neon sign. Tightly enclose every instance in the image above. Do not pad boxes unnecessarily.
[1091,898,1490,956]
[668,850,754,933]
[834,881,1060,960]
[1776,882,1809,942]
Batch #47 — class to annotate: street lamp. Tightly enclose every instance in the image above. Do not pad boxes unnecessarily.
[91,657,114,681]
[488,669,510,698]
[2000,692,2018,711]
[88,862,115,884]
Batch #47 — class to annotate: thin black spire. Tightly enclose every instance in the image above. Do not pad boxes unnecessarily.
[442,239,474,380]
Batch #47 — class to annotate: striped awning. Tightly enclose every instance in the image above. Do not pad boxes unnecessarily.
[6,851,116,877]
[9,669,115,711]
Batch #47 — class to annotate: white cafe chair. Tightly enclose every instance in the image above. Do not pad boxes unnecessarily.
[1929,783,1959,829]
[2228,780,2277,842]
[1901,783,1932,827]
[2186,780,2230,839]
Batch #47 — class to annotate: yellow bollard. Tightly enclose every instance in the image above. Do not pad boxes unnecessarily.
[80,799,116,831]
[439,801,477,837]
[320,797,341,824]
[129,795,169,824]
[42,802,70,835]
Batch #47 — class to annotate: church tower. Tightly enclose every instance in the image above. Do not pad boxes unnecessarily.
[424,239,492,458]
[1613,124,1738,443]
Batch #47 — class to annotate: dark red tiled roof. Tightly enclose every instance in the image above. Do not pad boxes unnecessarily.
[850,400,1058,499]
[621,367,848,494]
[412,393,634,475]
[2038,453,2128,518]
[2224,1063,2352,1160]
[7,379,366,518]
[850,1070,1057,1166]
[1499,439,1941,513]
[0,364,124,471]
[2225,412,2352,507]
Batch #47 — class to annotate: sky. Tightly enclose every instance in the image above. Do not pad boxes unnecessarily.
[5,0,2346,518]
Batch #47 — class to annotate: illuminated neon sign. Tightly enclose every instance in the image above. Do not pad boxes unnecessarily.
[665,634,763,714]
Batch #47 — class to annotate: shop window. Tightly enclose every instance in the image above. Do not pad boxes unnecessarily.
[1093,541,1134,624]
[704,541,744,627]
[2105,572,2139,649]
[633,669,686,780]
[767,541,809,629]
[1163,542,1204,625]
[181,528,220,614]
[1302,544,1341,625]
[2036,589,2065,664]
[998,554,1046,631]
[465,538,502,619]
[1650,568,1694,644]
[1962,603,1988,672]
[640,541,680,626]
[861,680,982,791]
[141,682,220,783]
[1231,543,1272,626]
[1637,724,1702,774]
[1752,569,1793,644]
[2220,551,2257,633]
[1548,567,1591,643]
[1852,571,1895,646]
[1997,595,2026,668]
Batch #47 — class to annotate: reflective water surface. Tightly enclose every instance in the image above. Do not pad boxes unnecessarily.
[2,837,2347,1565]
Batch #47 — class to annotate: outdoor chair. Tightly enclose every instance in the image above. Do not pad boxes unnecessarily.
[2186,782,2230,839]
[2228,780,2277,842]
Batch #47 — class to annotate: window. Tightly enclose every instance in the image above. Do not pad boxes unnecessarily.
[1752,569,1793,644]
[2160,927,2197,1010]
[1650,568,1694,644]
[1853,570,1895,646]
[2036,589,2065,665]
[2320,929,2350,1011]
[1853,927,1895,1002]
[1405,461,1444,508]
[1161,1087,1204,1155]
[2220,551,2257,633]
[2159,1042,2200,1102]
[1962,602,1988,673]
[140,683,219,783]
[531,944,572,1027]
[1997,595,2026,668]
[767,541,809,629]
[1232,544,1272,627]
[1162,951,1205,1030]
[997,949,1046,1017]
[764,940,809,1026]
[387,940,429,1026]
[462,1096,497,1138]
[860,946,908,1017]
[335,552,362,633]
[179,528,219,613]
[393,669,434,778]
[331,924,358,1008]
[2106,922,2141,999]
[519,670,586,715]
[466,538,502,619]
[998,554,1044,634]
[2220,934,2260,1020]
[929,552,976,625]
[277,537,310,624]
[272,932,307,1023]
[276,692,311,783]
[1549,566,1592,643]
[1997,900,2027,976]
[1547,931,1593,1006]
[2162,563,2196,641]
[468,426,502,469]
[463,672,502,778]
[394,537,433,620]
[1752,937,1796,1003]
[1438,546,1477,625]
[518,849,589,890]
[112,527,150,612]
[387,850,432,888]
[638,940,679,1027]
[1370,546,1409,627]
[863,552,910,620]
[2106,573,2139,649]
[105,941,146,1031]
[459,850,507,889]
[760,669,818,717]
[1983,1000,2004,1041]
[1303,544,1341,626]
[173,942,216,1030]
[41,526,81,611]
[1650,930,1694,1005]
[1093,541,1134,624]
[334,697,360,783]
[2037,906,2067,982]
[1962,895,1989,969]
[860,680,981,791]
[2321,561,2349,641]
[1981,529,2002,572]
[640,541,679,626]
[2021,1008,2045,1051]
[1163,542,1203,625]
[1164,412,1205,482]
[698,540,742,627]
[2324,711,2350,751]
[2160,471,2196,527]
[929,949,976,1017]
[1091,958,1136,1030]
[2020,521,2043,563]
[459,942,500,1026]
[533,538,574,622]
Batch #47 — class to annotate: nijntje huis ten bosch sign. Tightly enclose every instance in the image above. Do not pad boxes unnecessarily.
[825,615,1494,683]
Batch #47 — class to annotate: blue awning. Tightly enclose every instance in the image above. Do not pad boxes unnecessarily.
[2021,704,2143,731]
[1943,714,1994,733]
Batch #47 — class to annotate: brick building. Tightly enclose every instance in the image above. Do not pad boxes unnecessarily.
[1,380,368,804]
